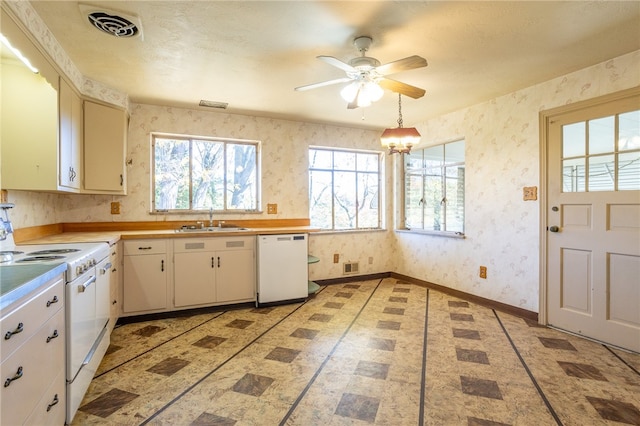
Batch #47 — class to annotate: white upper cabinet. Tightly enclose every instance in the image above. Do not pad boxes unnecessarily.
[83,101,128,194]
[58,78,83,191]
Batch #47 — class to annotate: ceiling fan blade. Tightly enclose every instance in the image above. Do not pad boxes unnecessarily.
[375,55,427,76]
[317,55,356,72]
[379,78,426,99]
[295,77,352,92]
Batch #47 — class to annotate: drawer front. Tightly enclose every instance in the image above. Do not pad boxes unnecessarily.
[174,236,255,253]
[123,239,166,255]
[24,370,65,426]
[0,277,64,361]
[1,308,65,425]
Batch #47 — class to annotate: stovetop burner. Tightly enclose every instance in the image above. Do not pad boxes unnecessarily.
[16,255,66,262]
[27,248,81,255]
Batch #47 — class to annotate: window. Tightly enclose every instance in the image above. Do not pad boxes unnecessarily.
[152,134,259,212]
[404,140,465,233]
[309,147,382,230]
[562,109,640,192]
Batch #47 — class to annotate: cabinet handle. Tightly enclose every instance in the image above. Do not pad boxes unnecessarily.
[46,295,59,307]
[161,259,164,272]
[4,322,24,340]
[120,174,123,186]
[4,366,23,387]
[211,257,214,268]
[218,256,221,268]
[46,329,59,343]
[112,300,117,305]
[47,393,60,412]
[138,246,152,250]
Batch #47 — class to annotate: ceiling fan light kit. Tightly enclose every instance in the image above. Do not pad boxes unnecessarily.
[295,36,427,109]
[381,93,420,155]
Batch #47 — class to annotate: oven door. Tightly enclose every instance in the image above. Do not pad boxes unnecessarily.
[66,269,97,382]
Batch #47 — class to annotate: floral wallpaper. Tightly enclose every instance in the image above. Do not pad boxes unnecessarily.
[3,0,639,313]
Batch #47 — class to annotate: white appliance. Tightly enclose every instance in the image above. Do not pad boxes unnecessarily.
[0,205,110,424]
[256,234,308,306]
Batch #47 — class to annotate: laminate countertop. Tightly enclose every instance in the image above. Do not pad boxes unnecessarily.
[21,227,319,246]
[0,262,67,312]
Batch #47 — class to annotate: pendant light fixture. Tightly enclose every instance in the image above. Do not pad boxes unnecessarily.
[380,93,420,155]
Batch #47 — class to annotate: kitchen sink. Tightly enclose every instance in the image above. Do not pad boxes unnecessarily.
[175,226,249,233]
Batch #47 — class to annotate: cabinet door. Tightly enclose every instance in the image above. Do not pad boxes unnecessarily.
[84,101,127,193]
[174,252,216,307]
[216,249,255,303]
[58,79,82,190]
[123,254,167,313]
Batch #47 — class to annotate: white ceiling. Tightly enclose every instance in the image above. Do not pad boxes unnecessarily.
[30,1,640,130]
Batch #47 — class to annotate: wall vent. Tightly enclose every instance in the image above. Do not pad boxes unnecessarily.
[343,262,359,275]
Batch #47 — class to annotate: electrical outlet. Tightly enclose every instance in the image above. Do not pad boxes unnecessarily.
[368,256,373,264]
[479,266,487,279]
[333,253,339,263]
[110,202,121,215]
[267,203,278,214]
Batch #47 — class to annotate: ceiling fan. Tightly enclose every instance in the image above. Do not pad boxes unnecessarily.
[295,36,427,109]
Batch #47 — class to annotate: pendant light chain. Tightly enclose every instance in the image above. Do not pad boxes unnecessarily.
[397,93,404,128]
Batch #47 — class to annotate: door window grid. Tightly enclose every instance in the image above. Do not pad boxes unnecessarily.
[562,110,640,192]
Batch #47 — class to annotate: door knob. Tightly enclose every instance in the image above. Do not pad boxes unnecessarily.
[549,226,560,232]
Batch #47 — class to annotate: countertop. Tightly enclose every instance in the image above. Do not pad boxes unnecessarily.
[21,227,319,245]
[0,262,67,312]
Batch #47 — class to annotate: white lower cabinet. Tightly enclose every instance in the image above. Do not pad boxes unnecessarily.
[0,275,65,426]
[122,240,168,314]
[174,237,255,308]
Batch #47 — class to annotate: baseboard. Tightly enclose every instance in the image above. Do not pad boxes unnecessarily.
[390,272,538,322]
[315,271,538,322]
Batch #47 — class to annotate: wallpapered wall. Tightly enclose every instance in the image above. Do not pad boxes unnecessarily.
[4,0,639,312]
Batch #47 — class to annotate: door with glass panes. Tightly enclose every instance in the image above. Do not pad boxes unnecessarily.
[546,91,640,352]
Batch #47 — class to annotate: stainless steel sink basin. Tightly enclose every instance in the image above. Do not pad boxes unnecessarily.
[175,226,249,233]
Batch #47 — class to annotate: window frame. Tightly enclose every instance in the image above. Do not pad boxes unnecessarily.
[309,146,384,231]
[402,139,466,236]
[151,132,261,214]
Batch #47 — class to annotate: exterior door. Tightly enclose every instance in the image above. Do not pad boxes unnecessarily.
[546,91,640,352]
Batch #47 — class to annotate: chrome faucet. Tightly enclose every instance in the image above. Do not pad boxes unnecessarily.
[208,207,214,228]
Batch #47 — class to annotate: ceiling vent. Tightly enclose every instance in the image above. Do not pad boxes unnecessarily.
[79,4,143,39]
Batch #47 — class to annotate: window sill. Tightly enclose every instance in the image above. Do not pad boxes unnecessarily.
[395,229,466,239]
[312,228,387,236]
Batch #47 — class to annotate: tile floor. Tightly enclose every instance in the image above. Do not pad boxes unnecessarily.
[72,278,640,425]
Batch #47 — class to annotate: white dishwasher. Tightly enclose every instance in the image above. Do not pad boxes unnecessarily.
[257,234,308,306]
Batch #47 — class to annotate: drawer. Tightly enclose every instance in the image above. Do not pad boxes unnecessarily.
[24,370,65,426]
[0,276,64,361]
[174,236,255,253]
[1,308,65,426]
[123,239,166,255]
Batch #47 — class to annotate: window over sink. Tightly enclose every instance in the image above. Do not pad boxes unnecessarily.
[152,133,260,213]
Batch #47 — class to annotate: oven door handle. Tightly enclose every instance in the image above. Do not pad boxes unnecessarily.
[78,275,96,293]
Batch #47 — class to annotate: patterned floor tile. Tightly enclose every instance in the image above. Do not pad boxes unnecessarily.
[344,284,361,289]
[133,325,165,337]
[335,392,380,423]
[557,361,608,381]
[383,307,405,315]
[449,301,470,308]
[393,287,411,293]
[389,296,408,303]
[460,376,503,400]
[586,396,640,425]
[451,313,475,322]
[453,328,481,340]
[146,357,190,376]
[538,337,577,351]
[309,313,333,322]
[377,320,401,330]
[290,328,319,340]
[354,360,390,379]
[467,417,511,426]
[368,337,396,351]
[225,319,254,329]
[324,302,344,309]
[192,335,227,349]
[456,348,490,365]
[265,347,301,363]
[79,388,139,418]
[191,412,237,425]
[232,373,274,397]
[335,292,353,298]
